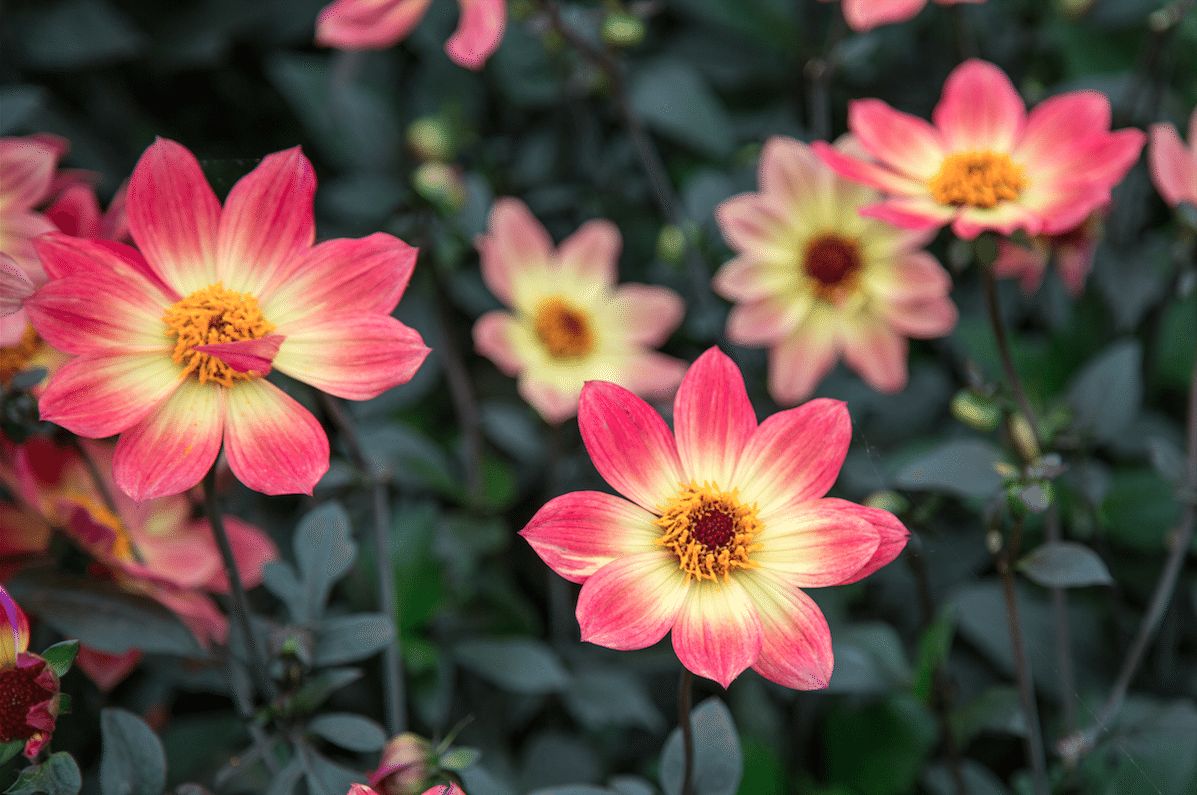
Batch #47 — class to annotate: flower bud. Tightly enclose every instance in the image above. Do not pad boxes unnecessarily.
[602,13,645,49]
[0,586,61,762]
[950,389,1001,432]
[369,732,435,795]
[407,117,456,164]
[413,163,467,214]
[863,490,908,516]
[656,225,686,263]
[1008,413,1041,463]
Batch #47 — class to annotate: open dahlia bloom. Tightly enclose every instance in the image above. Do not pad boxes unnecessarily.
[316,0,505,69]
[822,0,983,32]
[0,585,60,761]
[715,136,957,402]
[1149,109,1197,209]
[26,138,430,501]
[0,134,66,282]
[473,198,687,424]
[813,59,1146,240]
[992,208,1105,296]
[521,347,908,689]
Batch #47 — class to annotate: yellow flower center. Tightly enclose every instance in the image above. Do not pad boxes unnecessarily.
[929,151,1027,209]
[532,296,594,360]
[64,492,137,563]
[0,324,42,385]
[803,234,862,299]
[163,282,275,387]
[654,481,762,584]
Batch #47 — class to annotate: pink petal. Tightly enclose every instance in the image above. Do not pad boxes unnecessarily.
[74,646,143,692]
[193,334,284,375]
[766,324,839,406]
[222,378,330,496]
[113,379,225,501]
[34,234,175,297]
[733,398,850,512]
[445,0,505,68]
[126,138,222,295]
[1013,91,1112,179]
[811,140,926,197]
[992,238,1048,294]
[576,551,689,650]
[881,291,958,339]
[933,60,1026,153]
[473,310,524,375]
[0,255,35,315]
[0,135,63,209]
[272,313,429,400]
[851,99,947,180]
[840,0,926,30]
[315,0,434,50]
[609,284,685,344]
[1,584,31,662]
[674,347,758,489]
[753,498,880,586]
[759,136,822,208]
[827,499,909,582]
[712,257,780,303]
[950,199,1043,240]
[520,490,661,583]
[725,295,808,345]
[714,194,799,263]
[217,147,316,295]
[869,250,952,304]
[672,578,763,688]
[0,211,55,280]
[204,516,279,590]
[477,198,553,306]
[739,569,833,689]
[859,196,957,232]
[841,316,909,393]
[519,377,581,425]
[38,352,182,438]
[46,183,102,238]
[578,381,684,512]
[25,268,173,354]
[618,351,688,401]
[556,219,619,288]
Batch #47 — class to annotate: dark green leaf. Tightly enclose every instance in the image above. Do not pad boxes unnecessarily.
[912,606,955,704]
[288,668,363,715]
[359,423,458,497]
[479,400,546,463]
[827,623,912,694]
[263,757,304,795]
[659,697,742,795]
[19,0,145,69]
[311,614,393,667]
[563,669,665,732]
[1067,339,1142,443]
[1080,699,1197,795]
[261,561,305,624]
[4,752,81,795]
[1018,541,1113,588]
[0,740,22,767]
[99,708,167,795]
[526,788,609,795]
[454,638,569,694]
[308,713,387,752]
[892,439,1006,498]
[630,60,734,159]
[825,693,938,795]
[293,501,356,622]
[302,746,366,792]
[41,641,79,678]
[1146,436,1187,488]
[923,761,1010,795]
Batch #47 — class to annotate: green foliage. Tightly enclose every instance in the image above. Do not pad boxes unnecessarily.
[99,709,167,795]
[4,753,81,795]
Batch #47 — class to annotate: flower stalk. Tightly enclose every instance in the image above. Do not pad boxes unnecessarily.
[678,667,695,795]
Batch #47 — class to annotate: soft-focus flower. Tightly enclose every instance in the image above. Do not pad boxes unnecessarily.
[0,585,60,761]
[813,59,1146,240]
[1,255,35,317]
[822,0,984,32]
[316,0,505,70]
[714,136,957,402]
[0,135,66,282]
[350,786,382,795]
[992,209,1104,295]
[473,198,687,424]
[369,732,434,795]
[1149,109,1197,209]
[521,347,908,689]
[26,138,430,500]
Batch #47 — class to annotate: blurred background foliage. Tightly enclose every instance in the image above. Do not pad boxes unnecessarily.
[2,0,1197,793]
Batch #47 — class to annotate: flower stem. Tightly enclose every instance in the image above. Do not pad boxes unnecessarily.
[980,263,1043,450]
[678,667,695,795]
[202,466,276,704]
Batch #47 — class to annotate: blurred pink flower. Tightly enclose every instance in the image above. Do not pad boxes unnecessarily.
[473,198,687,424]
[715,136,957,402]
[823,0,984,32]
[26,138,429,500]
[0,585,60,761]
[369,732,434,795]
[1148,109,1197,209]
[521,347,908,689]
[316,0,506,70]
[992,209,1105,295]
[0,134,65,283]
[813,59,1145,240]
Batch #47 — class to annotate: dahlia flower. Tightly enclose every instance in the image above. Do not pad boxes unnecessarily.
[1149,109,1197,209]
[473,198,687,424]
[316,0,505,70]
[813,59,1146,240]
[521,347,908,689]
[992,209,1104,295]
[714,136,957,402]
[0,585,61,761]
[0,135,65,282]
[822,0,983,32]
[26,138,429,500]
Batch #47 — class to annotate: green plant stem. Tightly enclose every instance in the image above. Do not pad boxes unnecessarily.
[202,466,277,704]
[678,667,695,795]
[980,264,1043,450]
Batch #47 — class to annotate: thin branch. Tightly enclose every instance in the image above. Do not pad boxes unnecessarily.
[980,263,1043,450]
[433,288,485,507]
[678,667,695,795]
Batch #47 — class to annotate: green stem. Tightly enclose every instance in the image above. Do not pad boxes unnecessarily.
[678,667,695,795]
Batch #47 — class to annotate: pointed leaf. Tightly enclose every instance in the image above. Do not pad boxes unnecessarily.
[1017,542,1113,588]
[308,713,387,752]
[1067,339,1142,442]
[293,501,356,622]
[659,697,742,795]
[311,614,394,667]
[99,708,166,795]
[41,640,80,678]
[892,439,1006,498]
[4,752,82,795]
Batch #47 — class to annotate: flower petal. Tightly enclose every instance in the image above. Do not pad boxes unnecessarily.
[477,198,553,307]
[473,310,524,375]
[316,0,434,49]
[25,268,172,354]
[674,347,757,489]
[840,0,926,30]
[739,569,833,689]
[576,551,689,650]
[841,316,909,393]
[0,135,64,208]
[608,283,684,346]
[223,378,330,496]
[671,578,763,688]
[754,498,880,586]
[859,196,957,232]
[0,255,35,315]
[578,381,684,512]
[204,516,279,590]
[812,141,927,197]
[826,499,909,582]
[38,352,182,438]
[272,313,428,400]
[851,98,947,180]
[193,334,284,375]
[519,376,581,425]
[556,217,619,288]
[618,351,688,401]
[1014,91,1111,177]
[933,60,1026,153]
[113,379,225,501]
[446,0,505,68]
[766,322,839,406]
[520,490,661,583]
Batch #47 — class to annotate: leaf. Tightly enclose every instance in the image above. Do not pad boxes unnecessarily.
[359,423,458,497]
[454,638,570,694]
[288,667,363,715]
[892,438,1006,498]
[293,501,356,622]
[1080,698,1197,795]
[630,59,734,159]
[261,560,305,624]
[824,693,939,795]
[311,614,394,667]
[1018,541,1113,588]
[263,757,304,795]
[923,760,1010,795]
[99,708,167,795]
[912,606,955,704]
[1067,339,1142,443]
[563,669,665,732]
[479,400,546,463]
[1146,436,1187,488]
[19,0,145,69]
[41,640,80,678]
[0,740,23,767]
[308,713,387,752]
[659,697,743,795]
[827,623,912,694]
[4,752,82,795]
[302,746,366,793]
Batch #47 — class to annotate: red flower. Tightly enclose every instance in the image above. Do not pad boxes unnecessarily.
[0,585,60,761]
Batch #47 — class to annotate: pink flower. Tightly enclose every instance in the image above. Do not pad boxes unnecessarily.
[26,138,430,500]
[0,134,66,283]
[1149,109,1197,209]
[1,254,35,317]
[520,347,908,689]
[0,585,61,761]
[369,732,434,795]
[473,198,687,424]
[823,0,984,32]
[813,59,1146,240]
[715,136,957,402]
[992,209,1105,295]
[315,0,506,70]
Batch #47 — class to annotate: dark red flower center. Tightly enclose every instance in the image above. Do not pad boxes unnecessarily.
[804,235,862,292]
[691,506,736,549]
[654,482,763,583]
[0,662,52,742]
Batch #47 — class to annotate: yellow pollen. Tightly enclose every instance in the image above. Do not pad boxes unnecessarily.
[929,151,1027,209]
[654,481,763,584]
[0,324,42,384]
[532,296,595,360]
[163,282,275,387]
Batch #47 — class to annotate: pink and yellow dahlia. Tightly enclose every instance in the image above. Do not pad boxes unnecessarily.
[714,136,957,402]
[0,134,65,282]
[316,0,505,70]
[521,347,908,689]
[473,198,687,424]
[813,59,1146,240]
[822,0,984,33]
[1149,109,1197,209]
[0,585,61,761]
[26,138,429,501]
[992,209,1104,296]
